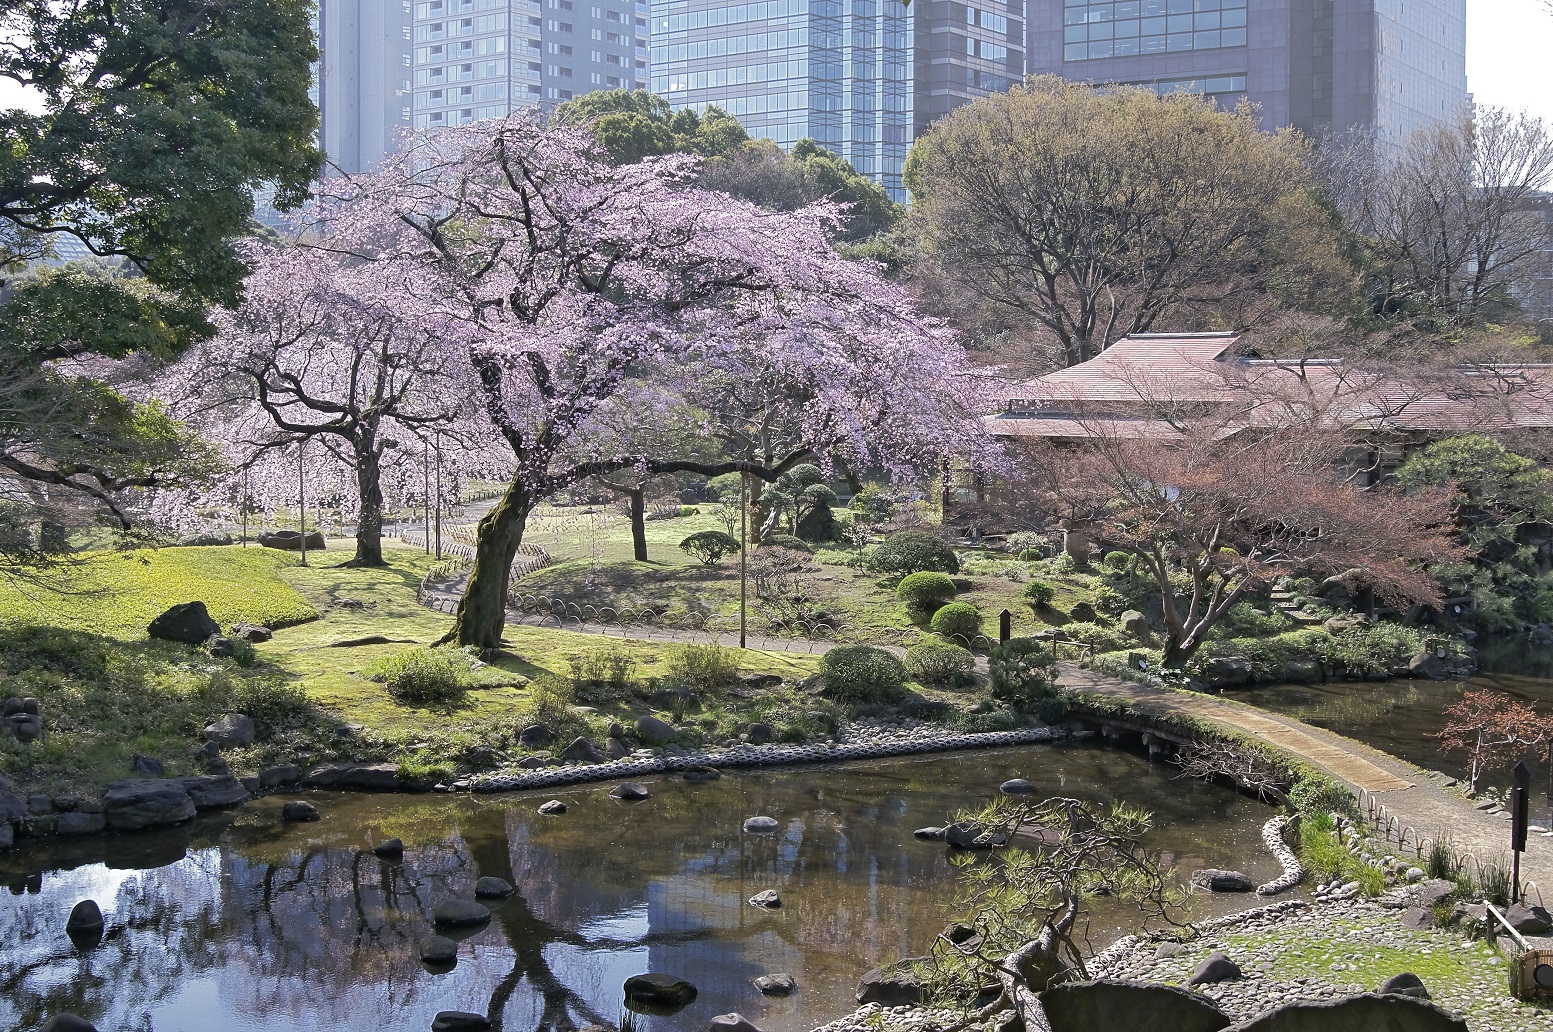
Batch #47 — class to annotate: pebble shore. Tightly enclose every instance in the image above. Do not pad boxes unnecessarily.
[466,721,1070,792]
[811,897,1553,1032]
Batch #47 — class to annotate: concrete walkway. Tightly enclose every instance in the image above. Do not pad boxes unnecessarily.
[418,574,1553,898]
[1060,662,1553,897]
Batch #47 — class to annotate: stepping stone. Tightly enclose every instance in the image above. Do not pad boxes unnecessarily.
[433,899,491,927]
[537,800,567,815]
[474,877,514,899]
[743,816,779,833]
[372,838,404,857]
[610,782,650,800]
[753,973,797,996]
[421,936,458,964]
[748,890,782,908]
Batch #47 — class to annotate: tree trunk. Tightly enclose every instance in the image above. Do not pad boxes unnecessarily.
[346,440,387,567]
[601,480,648,561]
[446,478,531,650]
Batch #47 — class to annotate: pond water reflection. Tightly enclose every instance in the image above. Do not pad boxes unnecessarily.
[0,744,1278,1032]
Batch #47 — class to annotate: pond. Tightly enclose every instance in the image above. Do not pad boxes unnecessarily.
[0,744,1280,1032]
[1246,636,1553,791]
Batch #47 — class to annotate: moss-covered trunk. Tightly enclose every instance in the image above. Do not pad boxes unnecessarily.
[447,478,530,649]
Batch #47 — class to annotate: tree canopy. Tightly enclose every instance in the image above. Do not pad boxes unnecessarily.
[903,76,1348,367]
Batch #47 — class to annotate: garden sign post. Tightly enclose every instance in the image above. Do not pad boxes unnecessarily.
[1513,760,1531,904]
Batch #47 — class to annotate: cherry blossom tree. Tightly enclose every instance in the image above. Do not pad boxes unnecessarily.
[1432,689,1553,794]
[318,113,986,648]
[163,242,480,566]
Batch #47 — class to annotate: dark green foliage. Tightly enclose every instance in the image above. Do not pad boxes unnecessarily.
[665,643,742,691]
[896,571,958,612]
[987,637,1058,706]
[1017,548,1042,562]
[568,646,638,702]
[365,648,471,705]
[757,533,812,553]
[930,601,983,641]
[762,464,839,540]
[818,645,908,703]
[868,529,960,576]
[1396,436,1553,629]
[848,486,898,525]
[1102,551,1132,571]
[1287,775,1358,820]
[679,530,741,565]
[1021,581,1056,607]
[553,89,750,163]
[1056,621,1127,653]
[904,640,975,687]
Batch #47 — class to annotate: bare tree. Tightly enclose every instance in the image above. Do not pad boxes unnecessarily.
[904,76,1348,368]
[1329,106,1553,326]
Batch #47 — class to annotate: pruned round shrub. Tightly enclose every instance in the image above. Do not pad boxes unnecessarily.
[1022,581,1055,608]
[1102,550,1132,571]
[679,530,740,565]
[896,571,958,613]
[758,532,812,553]
[929,601,983,642]
[818,645,907,703]
[365,647,470,704]
[988,637,1058,706]
[1017,548,1042,562]
[867,529,959,576]
[904,640,974,687]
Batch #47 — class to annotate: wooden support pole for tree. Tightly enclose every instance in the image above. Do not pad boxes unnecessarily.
[297,441,308,567]
[740,467,748,649]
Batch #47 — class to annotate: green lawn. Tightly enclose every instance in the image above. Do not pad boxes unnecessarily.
[0,546,318,638]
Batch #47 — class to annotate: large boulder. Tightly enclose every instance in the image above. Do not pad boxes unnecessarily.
[1191,869,1255,893]
[66,899,105,934]
[281,800,320,822]
[1223,993,1468,1032]
[175,775,250,809]
[204,713,256,748]
[302,762,403,790]
[148,602,220,644]
[1379,972,1429,999]
[102,780,197,831]
[258,529,325,551]
[1119,611,1150,639]
[258,765,301,789]
[1203,656,1253,687]
[1407,652,1449,681]
[518,724,554,749]
[856,960,926,1006]
[56,811,106,836]
[623,973,698,1008]
[1188,953,1242,986]
[560,737,605,764]
[634,715,678,745]
[1040,980,1230,1032]
[1504,902,1553,934]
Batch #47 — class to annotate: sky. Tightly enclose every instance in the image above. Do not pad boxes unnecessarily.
[0,3,1550,126]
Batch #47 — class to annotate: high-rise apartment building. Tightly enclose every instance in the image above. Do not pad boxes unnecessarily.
[650,0,1023,200]
[1029,0,1466,147]
[411,0,650,130]
[314,0,414,174]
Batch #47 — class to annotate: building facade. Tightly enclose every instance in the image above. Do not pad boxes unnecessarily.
[650,0,1023,200]
[1029,0,1466,147]
[411,0,650,130]
[314,0,414,174]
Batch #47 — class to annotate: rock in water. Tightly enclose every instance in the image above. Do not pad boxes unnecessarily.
[1379,972,1430,999]
[1190,869,1254,892]
[709,1015,763,1032]
[147,601,221,643]
[856,962,926,1006]
[623,973,698,1007]
[433,899,491,927]
[421,936,459,964]
[281,800,320,822]
[372,838,404,857]
[1188,953,1242,986]
[65,900,104,934]
[610,782,650,800]
[102,780,197,831]
[912,826,946,841]
[753,973,797,996]
[474,877,514,899]
[430,1013,491,1031]
[999,778,1036,794]
[747,889,782,908]
[40,1016,99,1032]
[537,800,567,815]
[743,816,779,833]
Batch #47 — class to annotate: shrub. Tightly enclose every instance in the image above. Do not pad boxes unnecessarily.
[904,640,975,687]
[1057,621,1127,653]
[1022,581,1056,608]
[896,571,958,613]
[665,643,743,691]
[814,548,867,569]
[757,532,812,553]
[679,530,741,565]
[1006,531,1046,555]
[1288,775,1358,820]
[867,529,959,576]
[365,647,471,704]
[930,601,983,642]
[1220,601,1292,637]
[678,505,699,517]
[818,645,907,703]
[987,637,1058,706]
[1102,551,1132,571]
[568,646,638,702]
[1016,548,1042,562]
